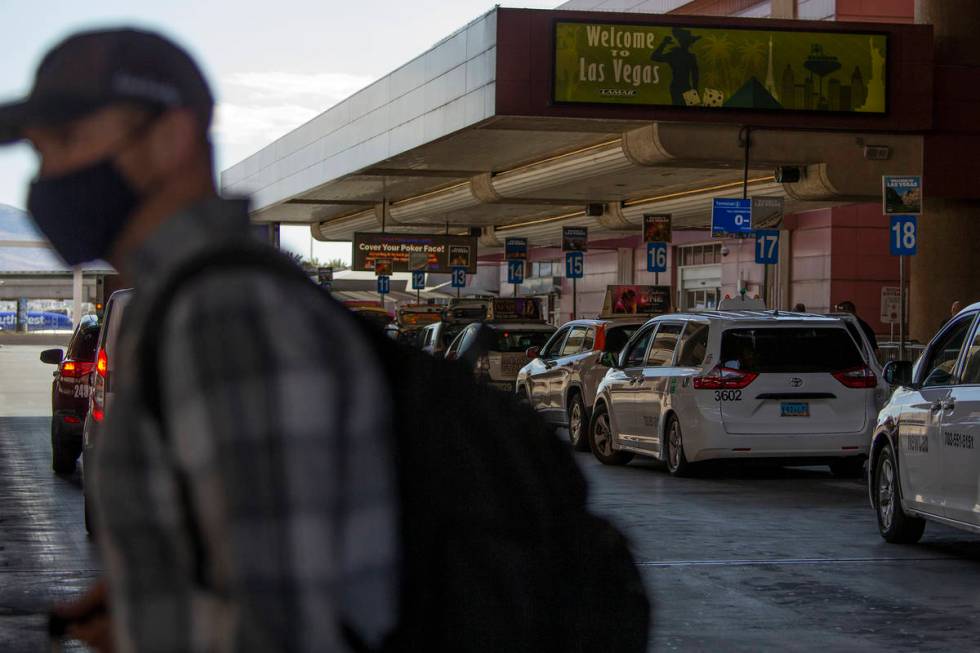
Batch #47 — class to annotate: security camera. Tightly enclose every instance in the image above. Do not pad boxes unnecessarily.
[720,245,730,257]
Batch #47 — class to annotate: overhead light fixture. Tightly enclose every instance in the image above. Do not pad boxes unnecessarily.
[622,175,775,207]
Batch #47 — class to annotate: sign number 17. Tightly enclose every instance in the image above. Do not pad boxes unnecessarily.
[754,230,779,264]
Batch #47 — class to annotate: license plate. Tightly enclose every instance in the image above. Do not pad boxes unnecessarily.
[781,401,810,417]
[501,356,523,375]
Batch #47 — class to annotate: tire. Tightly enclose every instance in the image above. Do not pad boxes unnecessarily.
[830,457,865,479]
[51,420,77,475]
[517,387,530,405]
[589,403,633,466]
[873,443,925,544]
[567,392,590,451]
[664,415,693,477]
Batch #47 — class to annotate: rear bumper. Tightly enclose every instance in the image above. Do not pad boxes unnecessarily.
[52,411,85,439]
[685,424,871,463]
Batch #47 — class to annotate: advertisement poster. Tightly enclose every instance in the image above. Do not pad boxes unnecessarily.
[505,237,529,260]
[353,233,478,274]
[374,259,393,277]
[751,196,785,228]
[562,226,589,252]
[448,245,472,268]
[880,286,901,325]
[488,298,543,322]
[883,176,922,215]
[643,213,672,243]
[601,285,672,316]
[554,22,887,113]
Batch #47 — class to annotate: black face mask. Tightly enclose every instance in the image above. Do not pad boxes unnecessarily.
[26,115,159,267]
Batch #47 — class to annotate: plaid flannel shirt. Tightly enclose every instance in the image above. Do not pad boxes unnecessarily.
[93,198,398,652]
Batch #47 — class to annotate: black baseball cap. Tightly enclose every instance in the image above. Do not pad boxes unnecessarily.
[0,28,213,144]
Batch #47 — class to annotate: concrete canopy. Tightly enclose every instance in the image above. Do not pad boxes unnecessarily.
[221,8,931,253]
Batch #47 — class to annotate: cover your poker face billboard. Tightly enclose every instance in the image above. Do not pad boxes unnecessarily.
[353,233,479,274]
[555,22,887,113]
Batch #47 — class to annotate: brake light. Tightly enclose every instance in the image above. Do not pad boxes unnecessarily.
[693,365,759,390]
[92,407,105,423]
[833,365,877,389]
[96,349,108,377]
[59,360,95,378]
[593,324,606,352]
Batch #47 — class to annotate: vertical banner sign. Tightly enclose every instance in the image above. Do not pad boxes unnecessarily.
[411,270,426,290]
[566,251,585,279]
[751,197,784,228]
[643,214,672,243]
[505,238,529,260]
[507,260,525,285]
[754,230,780,264]
[562,226,589,252]
[883,176,922,215]
[451,267,467,288]
[377,276,390,295]
[880,287,901,325]
[646,242,667,273]
[712,198,753,236]
[889,216,917,255]
[317,267,334,290]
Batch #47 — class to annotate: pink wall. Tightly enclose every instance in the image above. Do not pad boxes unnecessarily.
[787,209,833,313]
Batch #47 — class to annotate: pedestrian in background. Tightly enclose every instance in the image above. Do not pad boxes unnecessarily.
[793,302,807,312]
[836,300,878,350]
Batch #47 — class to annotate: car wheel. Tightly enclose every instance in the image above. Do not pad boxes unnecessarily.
[874,444,925,544]
[51,420,77,475]
[664,416,693,477]
[589,403,632,466]
[517,386,530,405]
[567,392,590,452]
[830,457,865,479]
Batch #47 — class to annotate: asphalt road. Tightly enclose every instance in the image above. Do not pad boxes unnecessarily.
[3,344,980,651]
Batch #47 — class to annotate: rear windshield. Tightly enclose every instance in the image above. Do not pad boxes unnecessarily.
[67,323,100,361]
[354,311,392,331]
[720,327,864,373]
[442,325,466,347]
[491,330,553,353]
[604,325,639,353]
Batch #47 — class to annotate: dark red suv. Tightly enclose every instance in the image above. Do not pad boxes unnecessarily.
[40,314,100,474]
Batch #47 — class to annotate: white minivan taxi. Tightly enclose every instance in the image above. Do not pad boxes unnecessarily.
[589,310,883,476]
[869,302,980,544]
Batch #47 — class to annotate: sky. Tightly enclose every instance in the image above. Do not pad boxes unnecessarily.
[0,0,559,263]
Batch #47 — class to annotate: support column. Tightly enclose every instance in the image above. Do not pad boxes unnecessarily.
[911,1,980,342]
[72,269,83,329]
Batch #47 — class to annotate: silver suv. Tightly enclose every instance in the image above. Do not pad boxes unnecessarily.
[516,318,644,450]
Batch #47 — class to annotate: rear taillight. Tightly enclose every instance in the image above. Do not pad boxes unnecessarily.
[96,349,108,377]
[476,355,491,373]
[59,360,94,378]
[693,365,759,390]
[833,365,877,389]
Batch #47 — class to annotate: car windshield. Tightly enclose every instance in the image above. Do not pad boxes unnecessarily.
[442,324,466,347]
[720,327,864,373]
[491,329,553,353]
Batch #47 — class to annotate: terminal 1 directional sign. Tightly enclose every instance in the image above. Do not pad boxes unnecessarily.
[507,260,525,285]
[889,215,918,256]
[646,242,667,273]
[565,251,584,279]
[712,198,753,236]
[411,270,426,290]
[377,275,390,295]
[451,266,467,288]
[754,230,780,264]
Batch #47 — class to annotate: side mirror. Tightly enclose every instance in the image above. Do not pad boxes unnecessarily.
[883,360,913,387]
[526,346,540,360]
[600,351,620,368]
[40,348,64,365]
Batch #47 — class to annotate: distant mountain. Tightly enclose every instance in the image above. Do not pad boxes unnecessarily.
[0,204,44,242]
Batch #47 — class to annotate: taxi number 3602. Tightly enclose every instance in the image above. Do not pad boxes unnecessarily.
[714,390,742,402]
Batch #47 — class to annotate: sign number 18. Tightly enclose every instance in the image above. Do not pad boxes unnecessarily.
[890,216,917,256]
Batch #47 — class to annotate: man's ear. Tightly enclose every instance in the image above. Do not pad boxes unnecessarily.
[146,108,203,177]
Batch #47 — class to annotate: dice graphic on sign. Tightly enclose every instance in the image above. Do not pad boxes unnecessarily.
[702,88,725,107]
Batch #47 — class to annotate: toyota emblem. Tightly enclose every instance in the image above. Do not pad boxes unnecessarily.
[789,377,804,388]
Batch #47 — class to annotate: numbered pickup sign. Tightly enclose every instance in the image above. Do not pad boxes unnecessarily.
[411,270,426,290]
[890,215,918,255]
[565,251,584,279]
[451,266,467,288]
[754,230,780,264]
[507,260,525,285]
[712,198,753,236]
[646,242,667,273]
[377,275,390,295]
